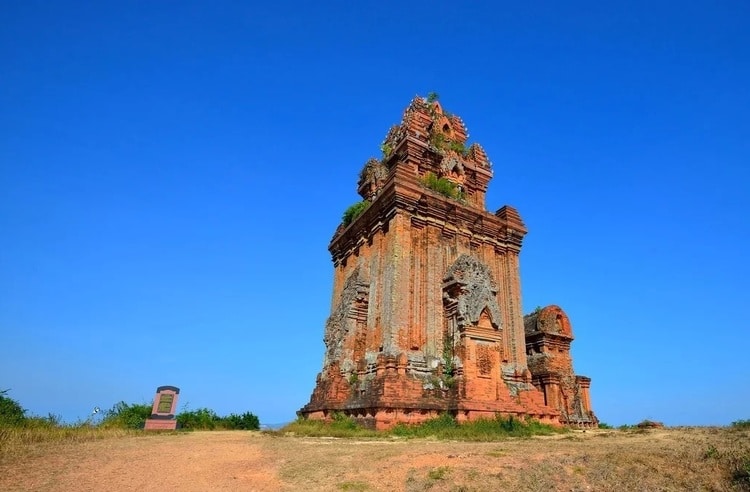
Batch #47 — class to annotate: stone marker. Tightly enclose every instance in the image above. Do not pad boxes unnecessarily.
[144,385,180,430]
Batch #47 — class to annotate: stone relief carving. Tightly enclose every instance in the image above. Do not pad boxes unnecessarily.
[323,269,369,366]
[476,345,493,376]
[558,374,588,423]
[443,254,502,330]
[358,158,389,200]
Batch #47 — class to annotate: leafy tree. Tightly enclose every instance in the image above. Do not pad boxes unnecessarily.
[0,389,26,426]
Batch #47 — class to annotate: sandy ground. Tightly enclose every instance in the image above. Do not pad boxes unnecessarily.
[1,428,748,491]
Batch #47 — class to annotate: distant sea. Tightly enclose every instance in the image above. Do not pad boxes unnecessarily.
[260,422,289,430]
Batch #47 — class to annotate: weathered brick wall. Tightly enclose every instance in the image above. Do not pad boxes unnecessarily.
[301,97,595,428]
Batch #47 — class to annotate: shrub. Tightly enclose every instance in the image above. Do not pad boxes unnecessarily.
[704,445,720,459]
[339,481,370,491]
[100,402,152,429]
[430,132,447,149]
[330,412,359,431]
[421,172,464,201]
[448,141,467,155]
[342,200,370,227]
[223,412,260,430]
[22,415,62,429]
[391,413,456,438]
[731,452,750,488]
[380,143,392,158]
[177,408,220,430]
[731,419,750,429]
[598,422,613,429]
[0,390,26,426]
[428,466,449,480]
[498,415,523,433]
[99,402,260,431]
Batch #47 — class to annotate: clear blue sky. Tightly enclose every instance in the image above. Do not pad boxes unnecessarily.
[2,1,748,426]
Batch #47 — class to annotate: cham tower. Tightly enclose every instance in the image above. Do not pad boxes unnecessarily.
[300,96,597,429]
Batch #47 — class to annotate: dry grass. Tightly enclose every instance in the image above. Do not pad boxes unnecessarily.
[1,426,749,491]
[267,427,750,491]
[0,425,160,466]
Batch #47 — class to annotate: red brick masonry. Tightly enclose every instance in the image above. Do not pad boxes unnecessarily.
[301,97,597,429]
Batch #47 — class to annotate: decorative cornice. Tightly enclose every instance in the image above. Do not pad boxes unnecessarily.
[330,167,528,265]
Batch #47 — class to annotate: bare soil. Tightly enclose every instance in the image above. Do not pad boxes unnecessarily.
[1,427,748,491]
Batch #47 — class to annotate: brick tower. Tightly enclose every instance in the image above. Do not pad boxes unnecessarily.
[300,96,596,429]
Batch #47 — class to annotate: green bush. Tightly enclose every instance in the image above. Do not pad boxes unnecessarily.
[177,408,220,430]
[342,200,370,227]
[0,390,27,426]
[99,401,260,431]
[731,419,750,429]
[330,412,359,431]
[223,412,260,430]
[1,393,261,432]
[598,422,613,429]
[421,172,464,201]
[100,402,152,429]
[448,141,467,155]
[380,142,392,158]
[430,132,447,149]
[428,466,450,480]
[731,452,750,488]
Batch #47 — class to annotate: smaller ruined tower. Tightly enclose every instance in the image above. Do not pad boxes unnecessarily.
[524,306,596,427]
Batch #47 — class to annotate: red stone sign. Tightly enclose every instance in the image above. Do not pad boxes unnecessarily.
[144,385,180,430]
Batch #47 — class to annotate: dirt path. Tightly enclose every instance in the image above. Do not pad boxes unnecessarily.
[2,432,282,491]
[1,429,747,491]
